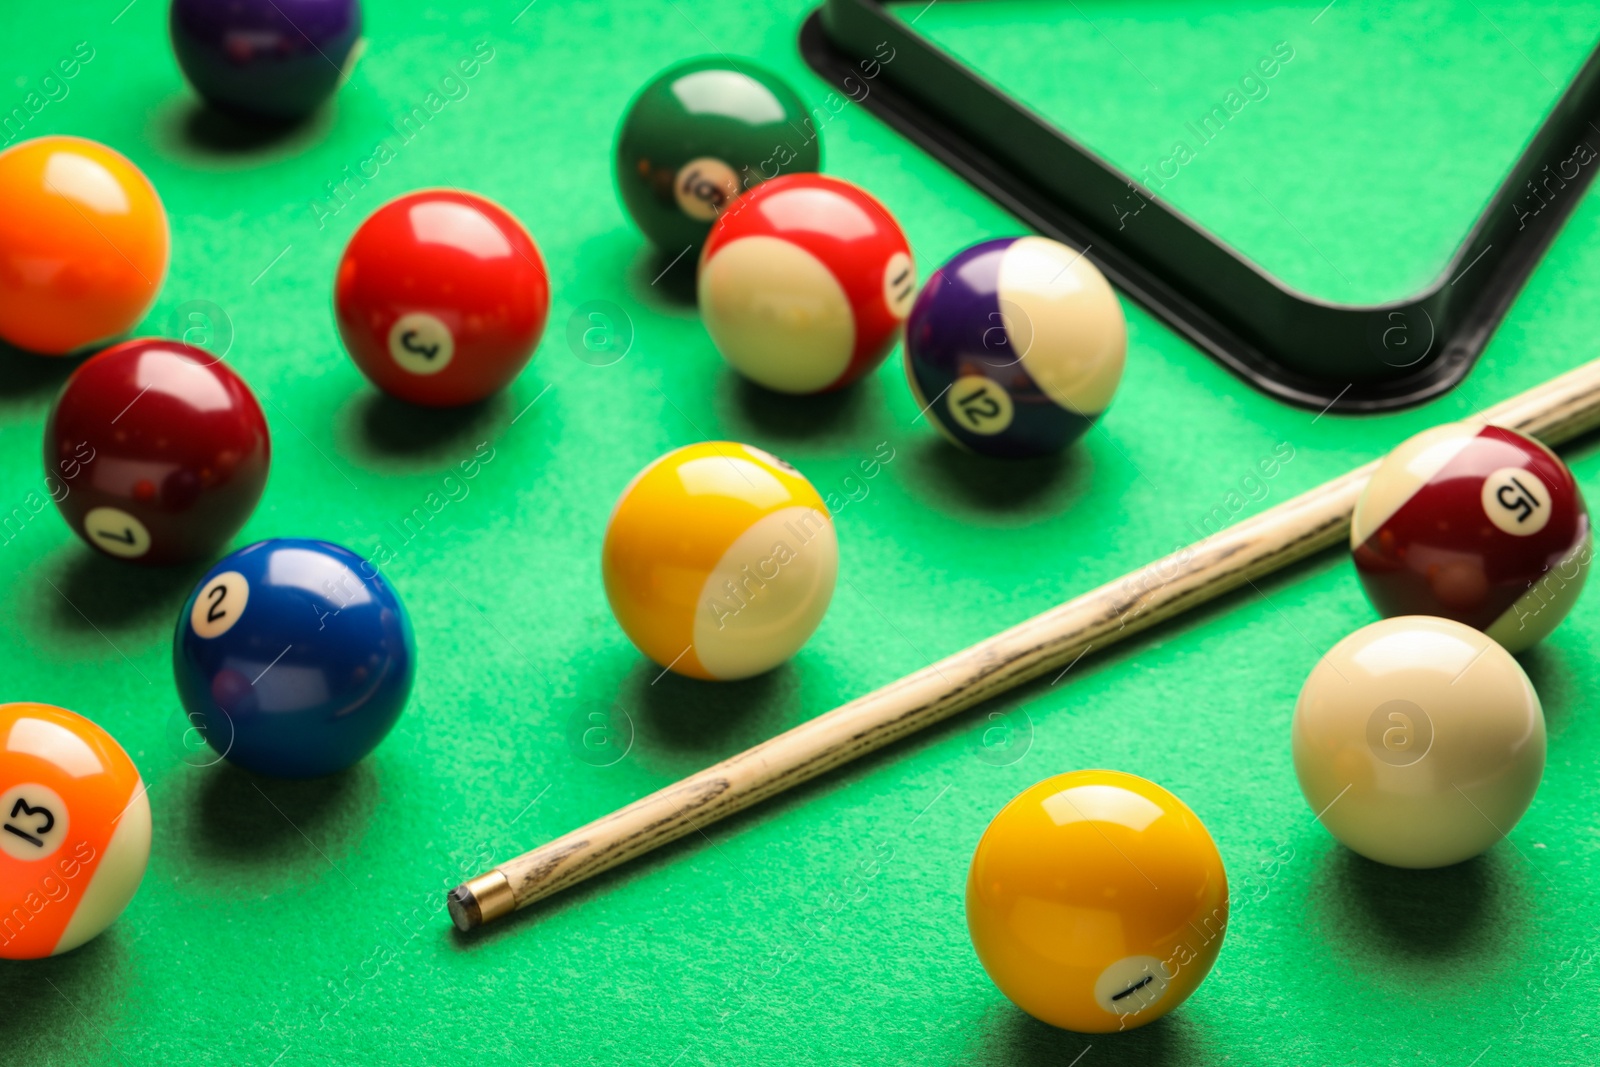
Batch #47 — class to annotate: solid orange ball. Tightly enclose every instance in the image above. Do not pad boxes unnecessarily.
[0,136,170,355]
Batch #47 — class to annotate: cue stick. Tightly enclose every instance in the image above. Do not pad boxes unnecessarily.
[449,359,1600,932]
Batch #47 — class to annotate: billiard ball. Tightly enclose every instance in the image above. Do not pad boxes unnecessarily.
[698,174,914,394]
[0,702,151,959]
[169,0,363,122]
[905,237,1127,458]
[46,339,270,565]
[0,136,169,355]
[335,190,550,408]
[174,539,416,778]
[1293,616,1545,868]
[1351,422,1590,651]
[966,770,1228,1033]
[616,58,821,253]
[602,442,838,680]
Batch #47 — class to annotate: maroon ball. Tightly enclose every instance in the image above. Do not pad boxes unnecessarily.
[46,339,270,565]
[1350,422,1590,651]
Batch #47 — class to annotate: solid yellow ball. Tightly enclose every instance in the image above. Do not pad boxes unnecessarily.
[965,770,1229,1033]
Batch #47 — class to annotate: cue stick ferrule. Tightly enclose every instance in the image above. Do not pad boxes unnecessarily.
[448,870,514,931]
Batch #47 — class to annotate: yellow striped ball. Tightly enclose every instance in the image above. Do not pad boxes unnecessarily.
[602,442,838,680]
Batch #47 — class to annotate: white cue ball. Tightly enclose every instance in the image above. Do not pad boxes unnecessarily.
[1291,615,1545,868]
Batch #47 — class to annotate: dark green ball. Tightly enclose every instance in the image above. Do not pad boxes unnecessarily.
[615,58,822,253]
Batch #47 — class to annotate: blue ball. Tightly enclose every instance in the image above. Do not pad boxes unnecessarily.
[904,236,1127,459]
[169,0,363,122]
[174,539,415,778]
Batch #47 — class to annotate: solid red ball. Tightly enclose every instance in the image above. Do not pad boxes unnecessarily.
[45,339,270,565]
[698,174,914,395]
[334,190,550,407]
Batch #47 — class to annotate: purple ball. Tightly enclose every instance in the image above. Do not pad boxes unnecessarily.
[170,0,362,122]
[904,236,1126,459]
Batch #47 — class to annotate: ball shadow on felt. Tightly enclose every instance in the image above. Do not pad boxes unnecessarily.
[724,372,874,443]
[183,103,318,151]
[0,338,86,407]
[343,389,511,465]
[1512,643,1572,733]
[0,927,124,1057]
[627,243,701,310]
[989,997,1192,1067]
[149,96,333,167]
[1311,845,1508,961]
[623,658,793,761]
[43,546,211,636]
[187,761,378,875]
[900,435,1084,518]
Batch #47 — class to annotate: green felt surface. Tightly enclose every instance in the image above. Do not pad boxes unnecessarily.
[895,0,1600,304]
[1,2,1599,1065]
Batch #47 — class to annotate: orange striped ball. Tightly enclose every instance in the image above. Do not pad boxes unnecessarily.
[0,703,150,959]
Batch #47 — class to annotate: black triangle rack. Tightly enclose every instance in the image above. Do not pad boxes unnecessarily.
[801,1,1600,413]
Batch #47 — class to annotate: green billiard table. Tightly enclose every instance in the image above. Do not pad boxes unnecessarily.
[3,2,1599,1065]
